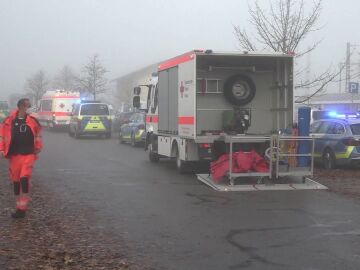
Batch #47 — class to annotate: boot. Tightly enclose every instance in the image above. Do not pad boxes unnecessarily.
[11,209,26,219]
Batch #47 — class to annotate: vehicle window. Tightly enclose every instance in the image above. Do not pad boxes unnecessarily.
[130,113,144,123]
[80,104,109,116]
[350,124,360,135]
[146,86,153,113]
[325,122,338,134]
[40,100,52,111]
[310,121,322,133]
[333,123,345,134]
[317,121,332,134]
[151,84,158,114]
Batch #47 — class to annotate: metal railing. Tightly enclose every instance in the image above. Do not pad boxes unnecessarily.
[224,135,314,186]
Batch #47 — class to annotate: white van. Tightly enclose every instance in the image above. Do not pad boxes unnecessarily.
[37,90,80,128]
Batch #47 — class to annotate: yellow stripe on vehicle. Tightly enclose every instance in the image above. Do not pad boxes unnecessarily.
[135,130,144,140]
[335,146,354,159]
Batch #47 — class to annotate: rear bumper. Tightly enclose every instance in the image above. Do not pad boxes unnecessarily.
[53,120,70,126]
[79,129,111,135]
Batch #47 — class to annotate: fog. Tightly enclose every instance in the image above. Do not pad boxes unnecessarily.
[0,0,360,100]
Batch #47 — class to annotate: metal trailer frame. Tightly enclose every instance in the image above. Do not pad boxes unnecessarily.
[226,135,273,185]
[197,135,327,191]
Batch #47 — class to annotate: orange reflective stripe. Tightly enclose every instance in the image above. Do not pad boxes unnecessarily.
[16,197,30,211]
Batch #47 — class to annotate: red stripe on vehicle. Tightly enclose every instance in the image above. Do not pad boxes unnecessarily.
[146,116,159,123]
[41,96,80,99]
[158,51,197,71]
[178,116,194,125]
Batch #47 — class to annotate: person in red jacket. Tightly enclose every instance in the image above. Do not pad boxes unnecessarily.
[0,98,42,218]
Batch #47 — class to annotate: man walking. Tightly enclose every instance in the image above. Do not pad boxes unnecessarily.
[0,98,42,218]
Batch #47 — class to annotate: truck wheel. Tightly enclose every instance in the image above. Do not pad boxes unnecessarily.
[175,146,187,174]
[322,149,336,169]
[148,143,159,162]
[224,75,256,106]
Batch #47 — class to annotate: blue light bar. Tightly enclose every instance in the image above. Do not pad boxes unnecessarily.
[328,111,337,117]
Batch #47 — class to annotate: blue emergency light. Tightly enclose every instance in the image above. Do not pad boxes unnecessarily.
[328,111,337,117]
[327,111,359,119]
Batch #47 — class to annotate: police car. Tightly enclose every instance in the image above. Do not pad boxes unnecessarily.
[118,112,146,146]
[310,112,360,169]
[69,101,112,139]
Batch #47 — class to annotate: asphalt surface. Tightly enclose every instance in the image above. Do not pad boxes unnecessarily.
[34,131,360,270]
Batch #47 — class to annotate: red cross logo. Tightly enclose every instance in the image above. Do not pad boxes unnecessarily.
[180,81,185,98]
[59,103,65,109]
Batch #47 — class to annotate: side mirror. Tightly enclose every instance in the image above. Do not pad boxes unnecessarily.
[134,87,141,95]
[133,96,141,108]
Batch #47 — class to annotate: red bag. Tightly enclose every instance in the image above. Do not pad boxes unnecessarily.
[234,152,253,172]
[210,154,230,182]
[250,150,269,172]
[210,150,269,182]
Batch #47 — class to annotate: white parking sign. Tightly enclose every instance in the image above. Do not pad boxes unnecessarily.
[349,82,359,93]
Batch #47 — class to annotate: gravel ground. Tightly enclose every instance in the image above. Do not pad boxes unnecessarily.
[314,168,360,200]
[0,161,136,270]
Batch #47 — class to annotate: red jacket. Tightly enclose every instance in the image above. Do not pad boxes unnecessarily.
[0,110,42,158]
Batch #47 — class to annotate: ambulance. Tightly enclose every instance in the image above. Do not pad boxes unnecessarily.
[37,90,80,128]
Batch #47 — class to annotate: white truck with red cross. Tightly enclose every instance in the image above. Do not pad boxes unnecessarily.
[133,50,316,188]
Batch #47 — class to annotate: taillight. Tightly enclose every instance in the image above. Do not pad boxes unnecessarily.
[342,138,360,146]
[199,143,211,148]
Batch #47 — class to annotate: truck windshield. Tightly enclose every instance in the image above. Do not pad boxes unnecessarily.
[80,104,109,116]
[350,124,360,135]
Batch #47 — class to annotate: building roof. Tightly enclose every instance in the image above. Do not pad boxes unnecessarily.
[309,93,360,104]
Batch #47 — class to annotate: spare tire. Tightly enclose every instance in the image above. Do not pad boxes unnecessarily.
[224,75,256,106]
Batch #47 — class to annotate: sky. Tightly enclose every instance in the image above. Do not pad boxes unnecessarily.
[0,0,360,100]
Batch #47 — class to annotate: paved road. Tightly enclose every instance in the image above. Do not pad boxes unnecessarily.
[35,131,360,270]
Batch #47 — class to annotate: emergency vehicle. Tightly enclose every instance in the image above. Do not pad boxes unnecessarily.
[310,112,360,169]
[132,50,320,191]
[37,90,80,128]
[69,101,112,139]
[134,52,297,161]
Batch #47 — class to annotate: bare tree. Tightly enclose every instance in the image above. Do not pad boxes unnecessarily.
[78,54,108,100]
[233,0,339,102]
[25,70,49,106]
[53,65,78,91]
